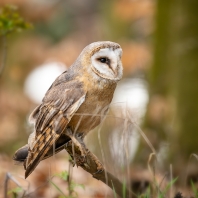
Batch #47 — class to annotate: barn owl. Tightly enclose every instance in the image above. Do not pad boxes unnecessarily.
[13,41,123,178]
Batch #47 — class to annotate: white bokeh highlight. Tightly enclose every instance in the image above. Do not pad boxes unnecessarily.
[110,78,149,165]
[112,78,149,121]
[24,62,67,104]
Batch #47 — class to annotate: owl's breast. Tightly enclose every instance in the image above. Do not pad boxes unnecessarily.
[68,81,116,134]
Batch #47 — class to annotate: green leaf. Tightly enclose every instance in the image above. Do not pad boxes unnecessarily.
[0,4,33,36]
[70,182,85,191]
[122,179,126,198]
[56,170,69,181]
[161,177,178,196]
[7,186,23,195]
[191,180,198,197]
[52,170,85,198]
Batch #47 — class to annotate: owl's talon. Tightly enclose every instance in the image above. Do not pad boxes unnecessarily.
[93,167,104,175]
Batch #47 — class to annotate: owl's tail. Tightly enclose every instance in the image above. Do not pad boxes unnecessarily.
[13,134,71,168]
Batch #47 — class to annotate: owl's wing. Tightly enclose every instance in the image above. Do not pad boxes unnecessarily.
[25,85,86,178]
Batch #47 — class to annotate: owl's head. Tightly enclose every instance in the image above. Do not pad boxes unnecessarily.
[79,41,123,81]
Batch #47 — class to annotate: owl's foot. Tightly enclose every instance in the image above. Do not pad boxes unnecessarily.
[65,137,88,168]
[65,129,87,158]
[65,129,104,174]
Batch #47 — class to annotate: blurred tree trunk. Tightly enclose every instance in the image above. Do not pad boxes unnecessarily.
[173,0,198,167]
[135,0,173,163]
[136,0,198,177]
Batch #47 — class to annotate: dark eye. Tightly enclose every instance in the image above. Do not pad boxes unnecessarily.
[99,58,107,63]
[98,57,110,64]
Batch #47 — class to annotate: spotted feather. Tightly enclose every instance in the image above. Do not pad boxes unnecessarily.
[24,87,86,178]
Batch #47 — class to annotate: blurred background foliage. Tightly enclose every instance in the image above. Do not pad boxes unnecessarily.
[0,0,198,197]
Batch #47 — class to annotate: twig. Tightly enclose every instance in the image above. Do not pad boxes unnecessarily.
[0,35,7,78]
[4,173,8,198]
[65,141,136,198]
[4,172,22,198]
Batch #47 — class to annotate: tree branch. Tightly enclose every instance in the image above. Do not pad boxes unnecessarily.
[65,141,136,198]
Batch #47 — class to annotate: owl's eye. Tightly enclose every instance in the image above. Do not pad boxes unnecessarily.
[98,57,110,64]
[100,58,107,63]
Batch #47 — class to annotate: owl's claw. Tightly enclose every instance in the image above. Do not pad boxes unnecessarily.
[65,129,87,155]
[64,130,104,174]
[93,167,104,175]
[64,138,88,167]
[94,160,104,175]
